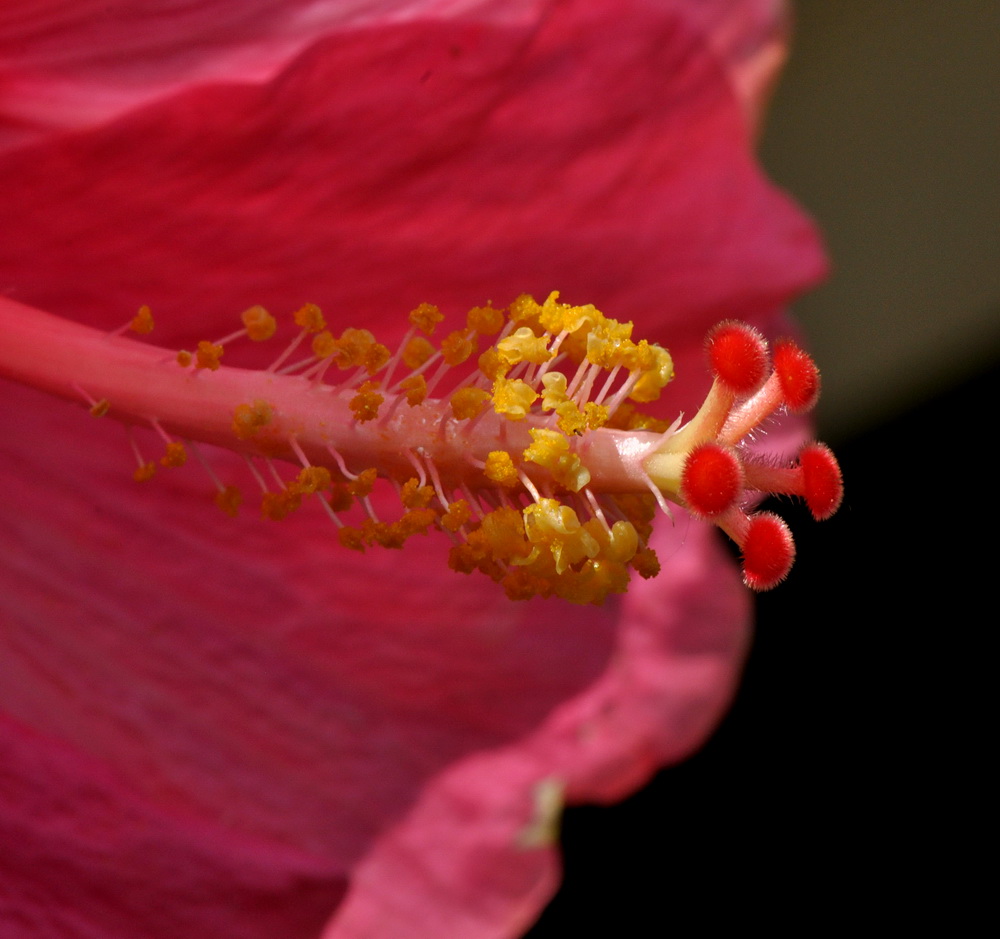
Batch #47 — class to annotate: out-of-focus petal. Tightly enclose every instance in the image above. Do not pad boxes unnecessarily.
[0,0,544,150]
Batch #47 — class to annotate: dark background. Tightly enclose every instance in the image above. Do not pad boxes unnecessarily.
[528,2,994,931]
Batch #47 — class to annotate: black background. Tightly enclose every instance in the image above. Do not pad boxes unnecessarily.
[526,362,988,934]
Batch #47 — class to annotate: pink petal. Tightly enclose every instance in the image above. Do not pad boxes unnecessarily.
[0,0,544,150]
[0,0,824,935]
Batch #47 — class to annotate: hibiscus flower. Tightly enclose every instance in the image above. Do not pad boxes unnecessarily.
[0,1,828,937]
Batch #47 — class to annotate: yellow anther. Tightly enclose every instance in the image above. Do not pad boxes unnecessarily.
[627,341,674,403]
[497,327,552,366]
[329,484,354,513]
[130,305,154,334]
[160,441,187,467]
[241,305,277,341]
[89,398,110,418]
[554,400,587,436]
[133,462,156,482]
[478,506,532,560]
[215,485,243,517]
[397,508,438,539]
[583,402,609,430]
[294,302,326,333]
[631,548,661,579]
[398,374,428,406]
[477,347,508,382]
[492,377,538,421]
[293,466,332,494]
[522,499,600,574]
[540,372,569,410]
[523,428,591,491]
[440,330,476,367]
[194,340,224,370]
[466,304,505,335]
[311,330,336,358]
[586,318,634,369]
[441,500,472,533]
[584,518,639,564]
[176,350,192,367]
[232,400,273,439]
[261,489,302,520]
[409,302,444,335]
[332,328,377,370]
[400,478,435,509]
[364,343,390,375]
[484,451,519,487]
[450,386,490,420]
[349,381,383,423]
[536,291,600,336]
[338,526,366,552]
[347,467,377,499]
[402,335,435,369]
[508,293,544,325]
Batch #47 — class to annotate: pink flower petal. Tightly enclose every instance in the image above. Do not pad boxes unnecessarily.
[0,1,824,935]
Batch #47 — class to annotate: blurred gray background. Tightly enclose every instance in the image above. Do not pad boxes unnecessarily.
[760,0,998,441]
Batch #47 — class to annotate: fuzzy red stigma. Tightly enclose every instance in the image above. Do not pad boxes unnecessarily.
[773,338,820,412]
[706,321,769,395]
[799,442,843,520]
[681,443,744,518]
[740,512,795,590]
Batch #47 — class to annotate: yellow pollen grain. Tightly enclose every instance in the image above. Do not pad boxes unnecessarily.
[441,330,476,367]
[176,350,193,367]
[332,328,377,370]
[628,341,674,403]
[311,331,336,358]
[160,441,187,467]
[492,377,538,421]
[294,466,332,494]
[450,386,490,420]
[338,526,366,552]
[294,303,326,333]
[195,340,224,370]
[540,372,569,410]
[523,428,591,491]
[347,467,377,499]
[329,484,354,513]
[350,381,384,423]
[130,305,154,334]
[508,293,544,324]
[399,374,428,406]
[400,478,435,508]
[215,485,243,517]
[554,401,587,436]
[631,547,661,579]
[232,400,273,439]
[586,319,634,369]
[497,326,552,367]
[397,508,437,538]
[484,451,519,487]
[583,402,609,430]
[364,342,391,375]
[441,500,472,533]
[409,302,444,335]
[402,336,435,370]
[467,304,505,335]
[241,305,277,341]
[477,347,508,382]
[261,489,302,520]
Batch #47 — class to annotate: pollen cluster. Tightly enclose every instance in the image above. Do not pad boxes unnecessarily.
[57,293,841,605]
